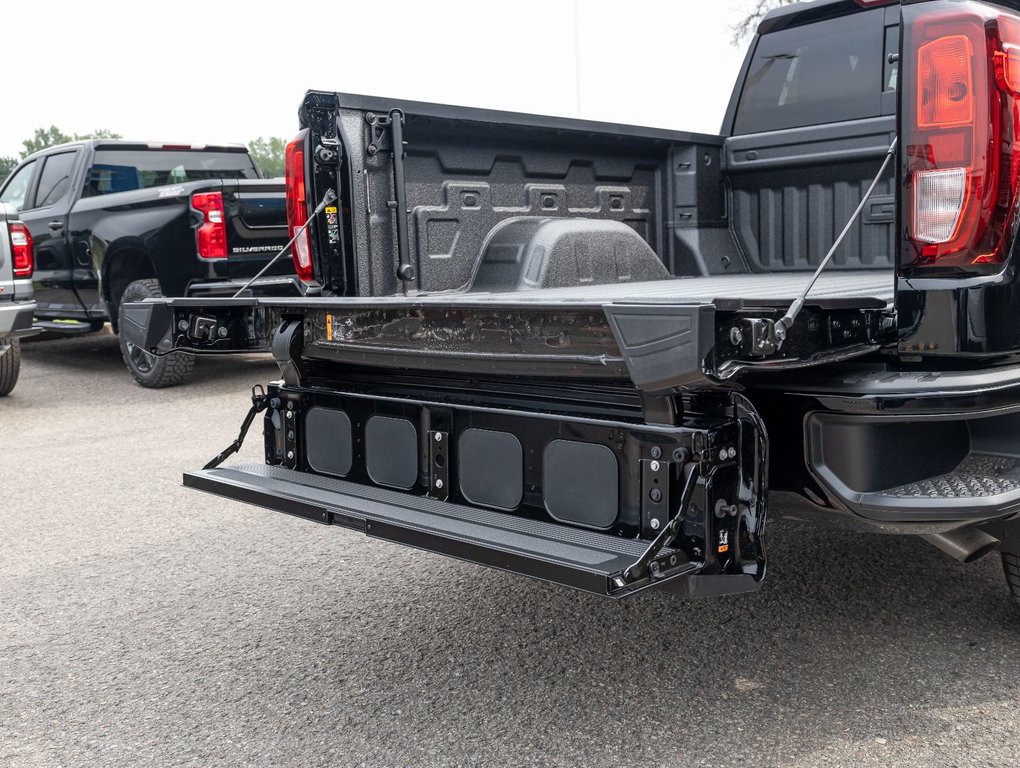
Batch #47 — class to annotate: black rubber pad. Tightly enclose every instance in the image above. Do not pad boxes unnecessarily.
[304,407,353,478]
[365,416,419,490]
[459,428,524,510]
[543,439,619,528]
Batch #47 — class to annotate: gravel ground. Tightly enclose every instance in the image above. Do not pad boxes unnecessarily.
[1,331,1019,768]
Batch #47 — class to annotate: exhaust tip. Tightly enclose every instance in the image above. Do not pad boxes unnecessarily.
[922,529,999,564]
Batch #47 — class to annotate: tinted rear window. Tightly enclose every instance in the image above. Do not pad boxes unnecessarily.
[733,9,884,135]
[82,149,257,197]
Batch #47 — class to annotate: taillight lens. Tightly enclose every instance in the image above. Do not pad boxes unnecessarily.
[904,3,1020,274]
[192,191,227,260]
[913,167,968,243]
[285,130,313,283]
[8,222,33,278]
[917,34,976,129]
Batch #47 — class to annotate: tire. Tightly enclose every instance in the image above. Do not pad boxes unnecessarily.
[1003,552,1020,609]
[0,338,21,396]
[117,279,194,388]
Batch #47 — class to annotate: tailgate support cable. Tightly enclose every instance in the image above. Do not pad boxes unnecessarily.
[773,135,898,349]
[231,189,337,299]
[203,385,270,470]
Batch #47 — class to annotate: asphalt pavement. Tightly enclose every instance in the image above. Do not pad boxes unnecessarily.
[1,331,1018,767]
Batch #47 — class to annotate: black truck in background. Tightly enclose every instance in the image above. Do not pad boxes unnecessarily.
[130,0,1020,609]
[0,141,294,387]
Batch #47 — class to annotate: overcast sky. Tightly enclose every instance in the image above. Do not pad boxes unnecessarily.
[0,0,762,157]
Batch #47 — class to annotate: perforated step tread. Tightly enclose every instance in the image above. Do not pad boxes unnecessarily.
[882,454,1020,499]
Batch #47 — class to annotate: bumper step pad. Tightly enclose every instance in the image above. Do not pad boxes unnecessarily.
[184,463,694,596]
[859,452,1020,520]
[883,454,1020,499]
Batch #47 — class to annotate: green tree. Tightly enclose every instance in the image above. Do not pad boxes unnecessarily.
[732,0,799,44]
[20,126,71,157]
[19,125,122,158]
[248,136,287,178]
[2,126,122,185]
[0,156,17,185]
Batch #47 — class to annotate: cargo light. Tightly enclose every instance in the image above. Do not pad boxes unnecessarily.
[8,222,33,278]
[192,191,227,260]
[905,4,1020,273]
[285,130,314,283]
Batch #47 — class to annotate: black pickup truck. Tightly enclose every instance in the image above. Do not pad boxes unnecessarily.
[0,141,293,387]
[128,0,1020,608]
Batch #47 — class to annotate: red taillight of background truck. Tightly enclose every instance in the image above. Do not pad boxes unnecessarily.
[192,191,228,260]
[8,222,33,278]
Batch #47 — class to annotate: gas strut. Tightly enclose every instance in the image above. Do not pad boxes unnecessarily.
[773,135,898,349]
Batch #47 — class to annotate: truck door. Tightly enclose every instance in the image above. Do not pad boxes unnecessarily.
[17,149,86,317]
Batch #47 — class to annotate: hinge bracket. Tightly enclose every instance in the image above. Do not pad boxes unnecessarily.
[610,461,702,594]
[428,430,449,500]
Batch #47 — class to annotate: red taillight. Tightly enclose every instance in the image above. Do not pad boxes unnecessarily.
[8,222,33,278]
[285,131,313,283]
[905,3,1020,273]
[917,34,975,128]
[994,18,1020,93]
[192,191,227,260]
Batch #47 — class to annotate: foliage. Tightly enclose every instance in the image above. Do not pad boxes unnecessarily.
[0,126,123,185]
[2,128,289,186]
[732,0,800,45]
[0,156,16,184]
[19,126,122,158]
[247,136,287,178]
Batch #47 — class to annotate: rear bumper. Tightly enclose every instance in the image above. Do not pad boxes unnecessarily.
[761,363,1020,528]
[0,300,37,338]
[806,410,1020,524]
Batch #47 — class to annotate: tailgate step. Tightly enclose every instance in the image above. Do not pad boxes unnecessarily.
[184,463,694,596]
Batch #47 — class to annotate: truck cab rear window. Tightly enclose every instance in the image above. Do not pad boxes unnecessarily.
[733,9,884,135]
[82,150,258,197]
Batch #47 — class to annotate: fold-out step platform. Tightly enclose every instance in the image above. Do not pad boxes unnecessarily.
[184,464,695,596]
